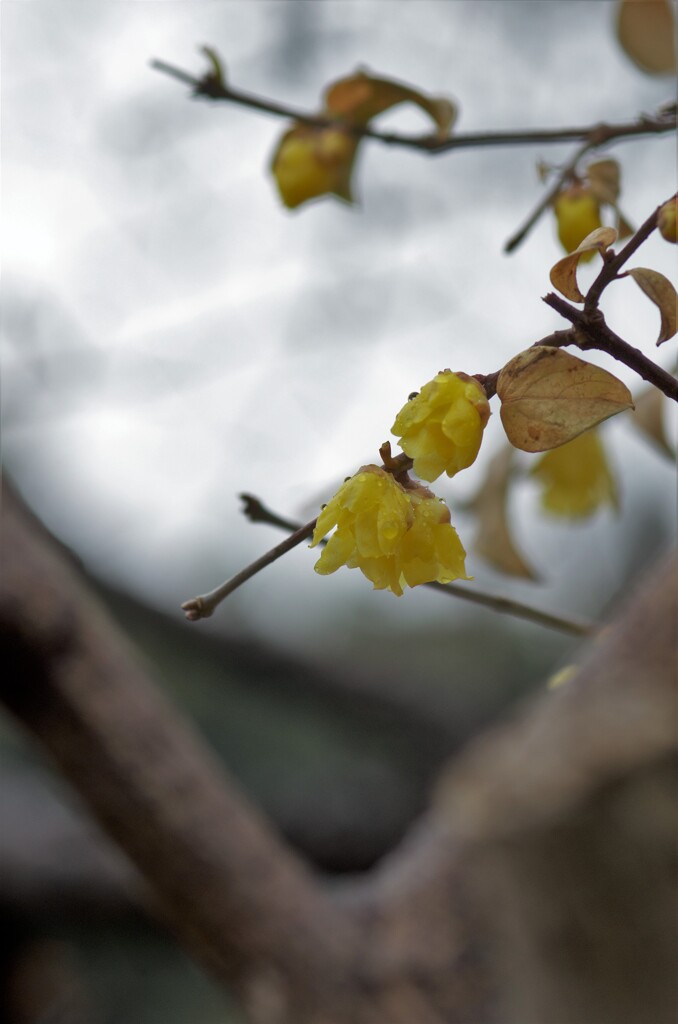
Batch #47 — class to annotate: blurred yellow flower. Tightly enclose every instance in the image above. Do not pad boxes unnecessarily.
[531,430,618,518]
[391,372,490,482]
[553,185,603,261]
[311,466,470,595]
[657,196,677,244]
[271,124,358,209]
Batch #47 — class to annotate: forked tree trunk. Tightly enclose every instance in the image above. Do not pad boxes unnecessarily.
[1,478,676,1023]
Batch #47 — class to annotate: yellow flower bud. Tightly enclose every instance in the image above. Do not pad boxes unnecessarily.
[391,372,490,482]
[657,197,677,243]
[531,430,618,518]
[311,467,470,595]
[553,185,603,261]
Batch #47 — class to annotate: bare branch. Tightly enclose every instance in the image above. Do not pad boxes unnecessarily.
[504,139,592,254]
[151,54,675,255]
[543,292,678,401]
[370,550,678,1024]
[0,481,357,1016]
[181,517,317,621]
[585,193,678,310]
[237,494,595,638]
[3,478,675,1023]
[151,57,676,156]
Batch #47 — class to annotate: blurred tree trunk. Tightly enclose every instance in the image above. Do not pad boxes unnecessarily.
[1,476,675,1023]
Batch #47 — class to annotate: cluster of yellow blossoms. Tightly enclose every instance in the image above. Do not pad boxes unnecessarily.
[311,372,491,595]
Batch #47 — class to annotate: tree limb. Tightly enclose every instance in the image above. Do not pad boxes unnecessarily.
[2,476,676,1023]
[0,480,359,1020]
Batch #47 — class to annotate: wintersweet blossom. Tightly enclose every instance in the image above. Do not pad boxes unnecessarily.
[531,430,618,518]
[553,185,602,260]
[311,466,470,595]
[391,372,491,482]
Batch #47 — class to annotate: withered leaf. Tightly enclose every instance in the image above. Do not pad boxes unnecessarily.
[497,347,634,452]
[616,0,677,75]
[625,267,677,345]
[630,383,676,459]
[586,159,621,206]
[549,226,618,302]
[468,444,538,579]
[616,210,635,240]
[324,70,457,138]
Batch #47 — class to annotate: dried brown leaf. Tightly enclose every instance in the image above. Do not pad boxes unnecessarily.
[324,70,457,138]
[549,227,618,302]
[616,0,677,75]
[586,159,621,206]
[497,347,634,453]
[630,384,676,458]
[626,267,678,345]
[469,444,538,579]
[616,210,635,240]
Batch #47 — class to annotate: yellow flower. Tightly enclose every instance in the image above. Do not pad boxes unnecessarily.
[271,124,358,209]
[553,185,603,261]
[391,372,490,482]
[531,430,618,518]
[311,466,470,595]
[657,197,677,244]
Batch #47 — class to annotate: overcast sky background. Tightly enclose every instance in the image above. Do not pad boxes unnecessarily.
[2,1,676,651]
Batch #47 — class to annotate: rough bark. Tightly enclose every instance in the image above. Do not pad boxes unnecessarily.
[434,548,678,1024]
[1,477,676,1023]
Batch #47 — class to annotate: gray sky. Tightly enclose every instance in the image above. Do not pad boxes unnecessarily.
[2,1,676,648]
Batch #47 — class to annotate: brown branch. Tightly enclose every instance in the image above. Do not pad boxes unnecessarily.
[370,549,678,1024]
[585,193,678,310]
[3,477,676,1023]
[239,494,595,638]
[543,292,678,401]
[151,57,676,154]
[475,328,577,399]
[0,478,490,1023]
[503,138,592,254]
[181,517,317,621]
[151,55,675,256]
[0,481,359,1019]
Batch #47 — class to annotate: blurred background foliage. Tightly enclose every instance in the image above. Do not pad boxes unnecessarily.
[1,1,675,1021]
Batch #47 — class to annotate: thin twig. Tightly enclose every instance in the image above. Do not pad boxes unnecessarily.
[585,193,678,310]
[181,517,317,621]
[424,581,592,636]
[475,329,577,398]
[151,57,676,153]
[238,495,595,638]
[543,292,678,401]
[151,57,675,257]
[504,139,592,254]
